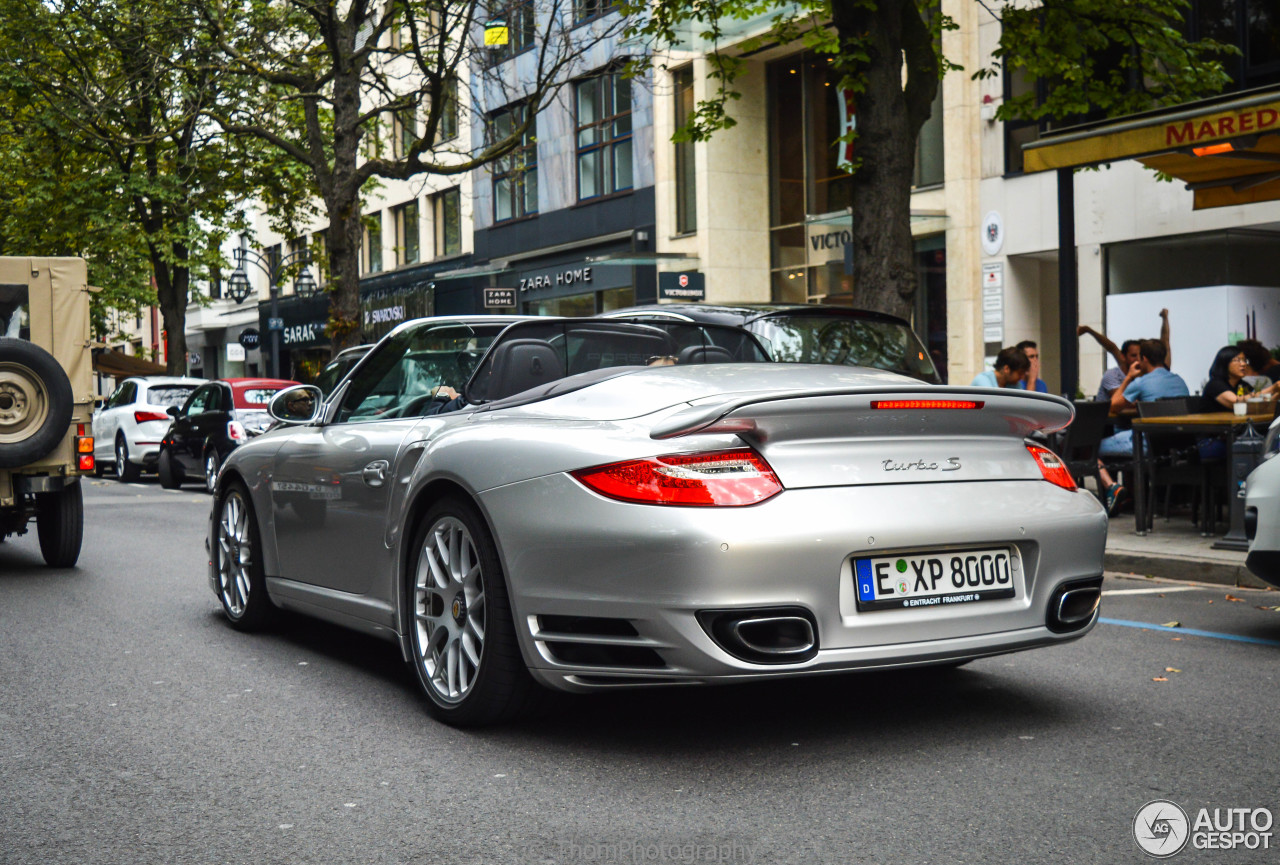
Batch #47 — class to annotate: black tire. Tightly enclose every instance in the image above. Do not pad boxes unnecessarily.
[158,448,183,489]
[407,496,543,727]
[115,435,141,482]
[213,481,275,630]
[36,481,83,567]
[0,338,74,468]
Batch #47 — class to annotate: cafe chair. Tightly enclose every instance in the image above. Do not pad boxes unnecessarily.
[1135,397,1213,528]
[1059,401,1110,492]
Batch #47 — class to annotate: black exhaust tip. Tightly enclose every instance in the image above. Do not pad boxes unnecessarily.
[698,606,819,664]
[1047,577,1103,633]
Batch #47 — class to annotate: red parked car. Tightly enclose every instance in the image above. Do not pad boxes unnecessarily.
[158,378,299,492]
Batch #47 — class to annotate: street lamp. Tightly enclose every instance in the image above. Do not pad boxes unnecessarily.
[227,237,321,378]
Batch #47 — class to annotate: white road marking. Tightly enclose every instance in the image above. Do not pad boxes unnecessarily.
[1103,587,1203,596]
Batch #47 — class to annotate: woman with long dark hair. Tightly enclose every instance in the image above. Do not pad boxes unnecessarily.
[1201,345,1279,412]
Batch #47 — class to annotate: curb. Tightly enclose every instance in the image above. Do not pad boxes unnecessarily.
[1104,551,1270,589]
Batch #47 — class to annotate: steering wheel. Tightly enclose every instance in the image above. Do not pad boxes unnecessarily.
[816,321,855,365]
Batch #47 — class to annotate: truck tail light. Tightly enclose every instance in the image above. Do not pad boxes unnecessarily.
[78,453,95,472]
[134,410,169,424]
[76,436,93,454]
[572,448,783,506]
[1027,444,1076,491]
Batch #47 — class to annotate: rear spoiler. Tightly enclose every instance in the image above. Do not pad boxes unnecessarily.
[650,386,1074,441]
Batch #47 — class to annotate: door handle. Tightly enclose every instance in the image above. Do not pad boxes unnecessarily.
[362,460,390,487]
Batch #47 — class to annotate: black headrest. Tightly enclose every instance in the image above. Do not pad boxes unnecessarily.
[677,345,735,364]
[484,339,565,401]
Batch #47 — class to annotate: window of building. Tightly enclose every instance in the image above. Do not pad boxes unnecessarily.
[492,104,538,222]
[209,263,222,300]
[1186,1,1280,91]
[394,200,420,266]
[312,228,328,286]
[574,0,616,24]
[266,244,282,280]
[438,77,459,143]
[487,0,535,62]
[673,66,697,234]
[365,216,383,274]
[393,107,416,158]
[432,188,461,257]
[576,70,633,201]
[287,236,308,294]
[522,286,634,317]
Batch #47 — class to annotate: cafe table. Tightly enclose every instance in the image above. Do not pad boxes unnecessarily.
[1129,411,1270,547]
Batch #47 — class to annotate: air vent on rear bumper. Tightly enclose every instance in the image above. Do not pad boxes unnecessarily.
[531,615,667,669]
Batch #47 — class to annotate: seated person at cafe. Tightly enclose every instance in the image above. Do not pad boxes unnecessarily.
[1095,340,1189,514]
[1079,308,1172,401]
[1236,339,1280,390]
[1202,345,1280,412]
[1013,340,1049,393]
[969,346,1029,389]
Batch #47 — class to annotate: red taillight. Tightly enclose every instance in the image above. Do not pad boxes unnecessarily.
[1027,444,1076,491]
[871,400,984,410]
[227,420,246,442]
[572,448,784,507]
[134,410,169,424]
[76,423,86,436]
[78,453,95,472]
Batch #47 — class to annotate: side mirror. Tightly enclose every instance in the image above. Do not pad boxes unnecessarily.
[269,384,323,425]
[167,405,179,418]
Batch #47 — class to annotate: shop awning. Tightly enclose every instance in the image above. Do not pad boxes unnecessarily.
[1022,87,1280,209]
[92,348,167,377]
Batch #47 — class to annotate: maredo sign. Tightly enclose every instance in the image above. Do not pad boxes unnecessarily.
[1165,107,1279,146]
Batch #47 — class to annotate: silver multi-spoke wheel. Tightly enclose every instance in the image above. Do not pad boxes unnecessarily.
[205,451,220,494]
[414,516,487,703]
[115,440,127,478]
[217,488,253,619]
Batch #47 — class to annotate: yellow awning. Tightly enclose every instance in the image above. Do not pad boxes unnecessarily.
[1022,88,1280,209]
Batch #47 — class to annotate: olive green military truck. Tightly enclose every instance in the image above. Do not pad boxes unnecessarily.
[0,257,95,567]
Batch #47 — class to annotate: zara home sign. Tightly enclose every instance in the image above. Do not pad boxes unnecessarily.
[519,267,593,293]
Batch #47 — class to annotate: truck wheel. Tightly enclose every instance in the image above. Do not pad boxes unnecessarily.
[0,338,74,468]
[158,448,183,489]
[36,481,83,567]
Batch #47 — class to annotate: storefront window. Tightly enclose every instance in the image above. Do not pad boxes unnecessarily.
[522,287,634,316]
[766,50,944,304]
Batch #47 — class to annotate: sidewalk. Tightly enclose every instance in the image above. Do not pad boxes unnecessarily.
[1104,515,1271,588]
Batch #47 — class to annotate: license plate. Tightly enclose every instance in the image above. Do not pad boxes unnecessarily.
[854,547,1017,611]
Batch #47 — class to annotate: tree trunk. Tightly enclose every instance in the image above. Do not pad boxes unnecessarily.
[831,0,938,322]
[325,64,364,358]
[152,261,189,375]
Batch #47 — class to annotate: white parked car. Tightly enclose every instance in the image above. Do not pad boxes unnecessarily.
[93,376,204,481]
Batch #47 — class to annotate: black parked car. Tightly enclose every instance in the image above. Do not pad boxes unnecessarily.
[158,378,299,493]
[601,303,942,384]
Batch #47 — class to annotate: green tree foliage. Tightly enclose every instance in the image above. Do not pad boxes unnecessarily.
[0,0,314,371]
[198,0,625,355]
[623,0,1235,320]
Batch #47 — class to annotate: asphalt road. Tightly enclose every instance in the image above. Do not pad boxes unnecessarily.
[1,477,1278,865]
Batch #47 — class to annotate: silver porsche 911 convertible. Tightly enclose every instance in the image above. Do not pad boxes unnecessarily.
[208,317,1108,726]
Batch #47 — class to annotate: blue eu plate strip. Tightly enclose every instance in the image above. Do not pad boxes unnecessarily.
[1100,617,1280,648]
[855,559,875,603]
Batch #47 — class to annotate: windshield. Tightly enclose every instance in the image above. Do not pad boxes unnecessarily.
[314,351,366,397]
[337,322,507,423]
[465,320,770,404]
[747,314,939,382]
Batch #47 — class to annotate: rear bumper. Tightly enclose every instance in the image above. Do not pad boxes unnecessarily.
[477,476,1108,692]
